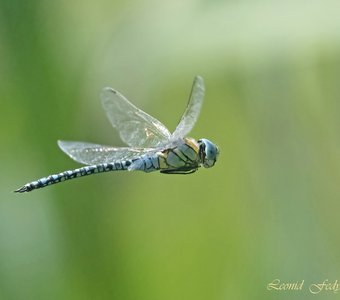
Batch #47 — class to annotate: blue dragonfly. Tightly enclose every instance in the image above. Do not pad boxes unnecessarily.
[15,76,219,193]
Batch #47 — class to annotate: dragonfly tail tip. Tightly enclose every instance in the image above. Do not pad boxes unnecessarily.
[14,186,28,193]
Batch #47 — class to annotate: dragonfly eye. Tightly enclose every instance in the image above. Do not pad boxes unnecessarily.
[198,138,219,168]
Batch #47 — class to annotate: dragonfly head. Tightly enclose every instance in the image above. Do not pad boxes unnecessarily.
[198,138,219,168]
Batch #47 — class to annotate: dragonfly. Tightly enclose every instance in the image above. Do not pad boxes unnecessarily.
[15,76,219,193]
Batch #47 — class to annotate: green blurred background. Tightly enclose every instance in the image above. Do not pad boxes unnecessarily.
[1,1,340,299]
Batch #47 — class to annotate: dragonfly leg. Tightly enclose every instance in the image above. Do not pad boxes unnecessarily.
[160,167,198,174]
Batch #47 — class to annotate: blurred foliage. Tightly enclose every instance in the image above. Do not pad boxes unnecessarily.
[1,0,340,299]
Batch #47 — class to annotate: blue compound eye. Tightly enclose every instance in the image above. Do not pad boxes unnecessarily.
[198,138,219,168]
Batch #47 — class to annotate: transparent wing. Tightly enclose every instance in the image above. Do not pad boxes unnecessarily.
[58,140,156,165]
[101,87,171,148]
[171,76,205,140]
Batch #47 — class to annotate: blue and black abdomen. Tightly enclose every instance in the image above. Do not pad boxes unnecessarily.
[15,161,132,193]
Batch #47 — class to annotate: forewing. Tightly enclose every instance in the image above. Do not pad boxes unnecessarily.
[58,140,155,165]
[171,76,205,140]
[101,87,171,148]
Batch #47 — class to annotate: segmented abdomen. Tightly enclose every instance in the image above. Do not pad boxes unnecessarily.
[15,161,131,193]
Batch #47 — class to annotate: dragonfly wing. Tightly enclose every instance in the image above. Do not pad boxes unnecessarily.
[58,140,155,165]
[171,76,205,140]
[101,87,171,148]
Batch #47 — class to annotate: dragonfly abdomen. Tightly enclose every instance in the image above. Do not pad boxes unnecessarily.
[15,161,132,193]
[128,155,160,172]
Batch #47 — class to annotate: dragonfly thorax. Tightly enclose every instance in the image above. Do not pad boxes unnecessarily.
[198,138,219,168]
